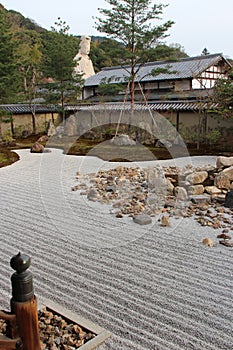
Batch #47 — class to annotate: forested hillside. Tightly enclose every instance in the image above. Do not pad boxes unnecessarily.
[0,4,188,104]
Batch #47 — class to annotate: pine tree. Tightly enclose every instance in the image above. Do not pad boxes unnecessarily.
[95,0,174,108]
[41,18,84,124]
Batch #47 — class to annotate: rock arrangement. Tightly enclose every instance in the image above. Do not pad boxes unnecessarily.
[0,308,95,350]
[72,156,233,246]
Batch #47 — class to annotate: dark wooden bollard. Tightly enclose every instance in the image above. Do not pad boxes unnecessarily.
[10,253,41,350]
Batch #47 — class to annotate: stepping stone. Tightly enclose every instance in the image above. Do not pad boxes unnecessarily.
[133,214,152,225]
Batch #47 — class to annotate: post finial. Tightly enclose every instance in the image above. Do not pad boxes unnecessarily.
[10,252,31,274]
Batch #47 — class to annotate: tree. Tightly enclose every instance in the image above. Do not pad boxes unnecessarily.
[13,29,43,133]
[0,7,20,103]
[90,38,125,72]
[212,69,233,119]
[95,0,174,108]
[40,18,84,124]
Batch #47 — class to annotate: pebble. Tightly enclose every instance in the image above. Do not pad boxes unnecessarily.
[202,238,214,247]
[133,214,152,225]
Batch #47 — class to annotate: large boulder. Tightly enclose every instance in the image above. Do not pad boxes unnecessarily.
[47,120,57,137]
[110,134,136,146]
[214,174,231,190]
[216,156,233,168]
[64,115,77,136]
[30,142,44,153]
[221,166,233,181]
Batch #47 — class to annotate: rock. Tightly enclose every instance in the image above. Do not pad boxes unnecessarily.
[110,134,136,146]
[161,215,171,227]
[146,167,165,190]
[55,125,64,137]
[133,214,152,225]
[214,174,231,189]
[30,142,44,153]
[216,156,233,168]
[190,194,211,204]
[155,139,172,148]
[166,178,174,195]
[87,189,98,201]
[64,115,77,136]
[37,135,49,143]
[204,186,222,195]
[224,189,233,208]
[47,120,57,137]
[215,194,227,203]
[217,233,232,240]
[186,171,208,184]
[221,166,233,181]
[219,240,233,247]
[188,185,204,195]
[202,238,214,247]
[174,186,188,201]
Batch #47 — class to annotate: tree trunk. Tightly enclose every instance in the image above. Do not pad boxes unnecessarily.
[32,112,36,135]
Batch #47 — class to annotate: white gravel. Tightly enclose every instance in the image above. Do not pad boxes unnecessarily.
[0,149,232,350]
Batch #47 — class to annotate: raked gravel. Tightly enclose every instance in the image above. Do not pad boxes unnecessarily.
[0,149,232,350]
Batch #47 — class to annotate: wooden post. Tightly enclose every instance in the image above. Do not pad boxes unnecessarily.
[10,253,41,350]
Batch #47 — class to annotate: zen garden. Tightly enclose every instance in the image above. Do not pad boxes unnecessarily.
[0,1,232,350]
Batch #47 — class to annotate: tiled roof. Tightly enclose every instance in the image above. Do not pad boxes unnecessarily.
[67,101,218,112]
[0,104,58,114]
[85,53,228,87]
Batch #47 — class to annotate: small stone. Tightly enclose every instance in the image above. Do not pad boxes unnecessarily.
[190,194,211,204]
[217,233,232,240]
[87,189,98,200]
[161,215,171,227]
[219,240,233,247]
[205,186,222,195]
[202,238,214,247]
[186,171,208,184]
[215,194,226,203]
[133,214,152,225]
[188,185,204,195]
[174,186,188,201]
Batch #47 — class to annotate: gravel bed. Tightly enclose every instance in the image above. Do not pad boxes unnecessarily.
[0,149,232,350]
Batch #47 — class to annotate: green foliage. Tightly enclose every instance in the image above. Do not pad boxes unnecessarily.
[205,129,221,145]
[0,8,20,103]
[98,82,125,96]
[95,0,174,64]
[0,109,13,123]
[212,69,233,118]
[40,19,79,80]
[90,38,125,72]
[95,0,174,105]
[40,19,84,121]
